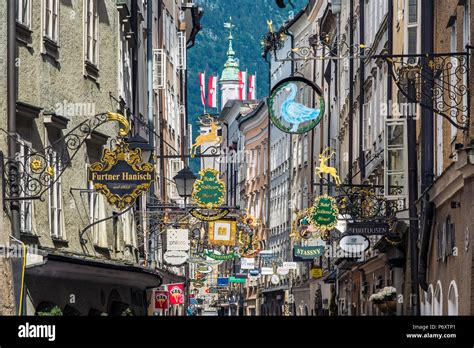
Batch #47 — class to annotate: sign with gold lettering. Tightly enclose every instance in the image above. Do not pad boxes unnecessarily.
[293,245,325,261]
[309,194,339,231]
[88,142,155,210]
[192,168,226,209]
[310,267,323,279]
[208,220,236,246]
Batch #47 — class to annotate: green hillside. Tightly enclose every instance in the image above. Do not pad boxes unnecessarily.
[187,0,306,171]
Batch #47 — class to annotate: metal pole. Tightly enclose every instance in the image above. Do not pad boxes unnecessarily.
[358,0,365,179]
[407,81,420,316]
[348,0,354,184]
[8,0,22,315]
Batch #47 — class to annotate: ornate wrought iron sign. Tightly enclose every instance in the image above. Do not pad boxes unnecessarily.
[192,168,226,209]
[207,220,236,246]
[268,76,324,134]
[309,194,339,231]
[190,114,222,158]
[88,142,155,210]
[189,208,230,221]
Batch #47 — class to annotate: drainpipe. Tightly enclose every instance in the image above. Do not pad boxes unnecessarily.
[348,0,354,184]
[358,0,365,179]
[8,0,22,314]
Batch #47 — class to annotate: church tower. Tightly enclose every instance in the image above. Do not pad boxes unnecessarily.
[220,19,240,110]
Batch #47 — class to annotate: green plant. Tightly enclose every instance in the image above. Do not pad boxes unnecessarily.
[37,306,63,316]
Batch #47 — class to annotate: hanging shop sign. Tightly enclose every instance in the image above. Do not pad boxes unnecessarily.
[339,235,371,253]
[163,250,189,266]
[154,290,169,310]
[208,220,237,246]
[192,168,226,209]
[229,276,246,283]
[88,142,155,210]
[205,250,238,261]
[166,229,190,251]
[167,283,184,305]
[271,274,280,285]
[293,245,325,261]
[261,267,274,275]
[310,267,324,279]
[249,269,260,277]
[240,258,255,270]
[190,208,230,221]
[259,250,274,258]
[217,277,230,287]
[197,264,213,274]
[268,76,324,134]
[277,266,289,276]
[283,262,298,270]
[309,195,339,231]
[345,222,390,236]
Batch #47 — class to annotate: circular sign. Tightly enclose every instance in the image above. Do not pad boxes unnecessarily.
[271,274,280,285]
[163,251,189,266]
[277,266,289,276]
[197,265,213,274]
[339,235,370,253]
[268,76,324,134]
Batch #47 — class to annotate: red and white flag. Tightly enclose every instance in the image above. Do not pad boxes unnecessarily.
[199,72,206,106]
[154,290,169,310]
[207,75,218,109]
[248,74,257,100]
[238,71,247,100]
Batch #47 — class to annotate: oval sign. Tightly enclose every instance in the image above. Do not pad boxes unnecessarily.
[277,266,289,276]
[339,235,370,253]
[249,269,260,276]
[164,251,189,266]
[197,265,213,274]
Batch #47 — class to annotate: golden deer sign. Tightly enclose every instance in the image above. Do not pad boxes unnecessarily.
[315,147,341,186]
[190,114,221,158]
[267,19,274,33]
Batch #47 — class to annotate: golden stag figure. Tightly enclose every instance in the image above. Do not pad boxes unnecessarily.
[190,114,221,158]
[315,147,341,186]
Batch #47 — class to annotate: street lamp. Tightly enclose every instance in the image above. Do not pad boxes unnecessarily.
[173,166,197,206]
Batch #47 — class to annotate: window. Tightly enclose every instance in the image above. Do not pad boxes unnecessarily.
[405,0,419,64]
[48,148,65,239]
[88,179,107,248]
[177,31,186,70]
[303,135,308,163]
[363,102,371,151]
[84,0,98,66]
[153,49,166,90]
[42,0,59,42]
[434,281,443,315]
[16,0,31,27]
[448,280,459,315]
[438,216,455,262]
[384,119,407,199]
[18,141,33,234]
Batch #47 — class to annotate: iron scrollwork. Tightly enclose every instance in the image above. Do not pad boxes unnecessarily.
[3,112,129,201]
[388,53,470,130]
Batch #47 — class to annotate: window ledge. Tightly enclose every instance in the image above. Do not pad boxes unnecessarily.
[84,60,100,82]
[42,37,60,61]
[52,237,68,244]
[16,22,33,46]
[20,231,39,239]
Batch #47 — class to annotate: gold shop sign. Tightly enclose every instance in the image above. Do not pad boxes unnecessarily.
[88,142,155,210]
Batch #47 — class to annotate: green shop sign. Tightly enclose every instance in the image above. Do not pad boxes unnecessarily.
[293,246,325,260]
[229,277,246,283]
[309,194,339,231]
[204,251,238,261]
[192,168,226,209]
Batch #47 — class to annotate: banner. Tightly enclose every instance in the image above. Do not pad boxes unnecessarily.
[167,283,184,305]
[293,245,325,261]
[199,72,206,106]
[248,74,257,100]
[204,250,238,260]
[154,290,169,310]
[207,75,218,108]
[238,71,247,100]
[166,229,190,251]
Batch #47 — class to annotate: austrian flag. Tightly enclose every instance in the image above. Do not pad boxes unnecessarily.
[199,72,206,106]
[238,71,247,100]
[208,75,218,108]
[248,74,257,100]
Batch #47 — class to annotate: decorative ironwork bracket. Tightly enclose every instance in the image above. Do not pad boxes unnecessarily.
[2,112,130,202]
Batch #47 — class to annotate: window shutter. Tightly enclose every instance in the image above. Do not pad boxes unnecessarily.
[153,49,166,90]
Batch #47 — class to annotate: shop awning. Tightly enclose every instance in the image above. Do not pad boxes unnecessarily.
[26,253,163,290]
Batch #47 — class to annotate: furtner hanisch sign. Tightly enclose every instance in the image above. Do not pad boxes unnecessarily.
[89,142,155,210]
